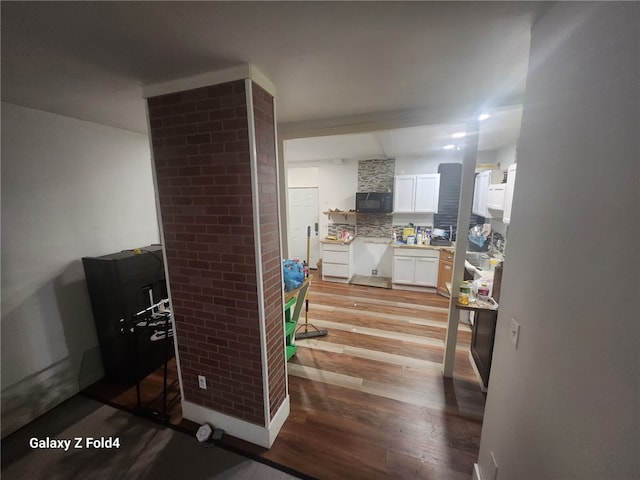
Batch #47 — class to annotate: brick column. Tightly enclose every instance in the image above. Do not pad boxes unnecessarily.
[145,69,287,447]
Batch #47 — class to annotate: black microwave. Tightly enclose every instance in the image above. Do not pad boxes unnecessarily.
[356,192,393,213]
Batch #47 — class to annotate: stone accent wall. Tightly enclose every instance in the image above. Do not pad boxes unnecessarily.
[147,79,284,427]
[251,82,285,421]
[357,158,395,193]
[356,214,393,238]
[356,159,395,237]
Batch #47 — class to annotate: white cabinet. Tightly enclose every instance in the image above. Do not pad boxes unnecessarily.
[392,256,415,284]
[472,170,491,217]
[414,257,439,286]
[322,243,353,283]
[392,248,439,289]
[414,174,440,212]
[503,163,517,225]
[488,184,506,210]
[393,176,416,213]
[393,174,440,213]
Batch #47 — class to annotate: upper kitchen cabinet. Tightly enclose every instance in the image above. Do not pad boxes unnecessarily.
[488,184,506,210]
[502,163,517,224]
[472,170,505,218]
[472,170,491,217]
[393,174,440,213]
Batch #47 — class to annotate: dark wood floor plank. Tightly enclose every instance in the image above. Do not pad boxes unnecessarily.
[82,277,485,479]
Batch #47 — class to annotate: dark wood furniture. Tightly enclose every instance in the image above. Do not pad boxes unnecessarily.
[437,249,454,296]
[455,299,498,391]
[82,245,173,385]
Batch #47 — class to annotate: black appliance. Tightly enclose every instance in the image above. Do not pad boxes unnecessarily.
[355,192,393,213]
[82,245,174,385]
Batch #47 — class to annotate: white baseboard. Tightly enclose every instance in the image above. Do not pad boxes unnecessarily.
[268,397,290,446]
[473,463,482,480]
[182,396,290,448]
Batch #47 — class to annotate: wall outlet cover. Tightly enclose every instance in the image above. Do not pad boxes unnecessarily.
[198,375,207,389]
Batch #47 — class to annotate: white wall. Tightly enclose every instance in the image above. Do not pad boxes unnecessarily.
[287,160,358,237]
[476,4,639,479]
[1,103,160,437]
[394,152,462,175]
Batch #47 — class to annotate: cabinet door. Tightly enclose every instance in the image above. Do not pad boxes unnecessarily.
[503,164,517,224]
[323,250,349,264]
[414,257,438,287]
[393,175,416,212]
[414,174,440,213]
[323,262,350,278]
[392,256,415,284]
[437,258,454,294]
[472,171,491,217]
[488,184,506,210]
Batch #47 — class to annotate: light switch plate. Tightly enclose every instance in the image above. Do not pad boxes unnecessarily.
[198,375,207,390]
[510,318,520,349]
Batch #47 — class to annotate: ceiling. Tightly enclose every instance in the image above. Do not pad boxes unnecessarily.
[1,2,545,137]
[285,104,523,162]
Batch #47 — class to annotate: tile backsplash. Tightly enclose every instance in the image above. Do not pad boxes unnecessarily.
[358,158,395,193]
[491,230,507,255]
[357,213,392,238]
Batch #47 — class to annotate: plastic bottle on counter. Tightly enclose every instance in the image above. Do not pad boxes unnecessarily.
[459,282,471,305]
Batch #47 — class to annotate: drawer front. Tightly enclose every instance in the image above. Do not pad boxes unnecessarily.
[323,244,350,253]
[323,262,349,278]
[324,250,349,264]
[440,250,454,262]
[393,248,439,259]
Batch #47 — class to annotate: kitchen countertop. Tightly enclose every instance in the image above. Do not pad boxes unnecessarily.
[392,241,455,252]
[320,237,356,245]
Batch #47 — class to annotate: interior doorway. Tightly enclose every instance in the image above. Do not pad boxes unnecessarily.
[286,187,320,267]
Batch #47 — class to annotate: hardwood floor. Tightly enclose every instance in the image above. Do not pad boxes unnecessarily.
[84,276,485,479]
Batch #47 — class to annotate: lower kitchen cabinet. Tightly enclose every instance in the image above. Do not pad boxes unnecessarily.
[321,242,353,283]
[392,248,439,289]
[437,250,454,296]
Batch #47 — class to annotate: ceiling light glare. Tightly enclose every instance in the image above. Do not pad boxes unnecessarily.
[478,113,490,121]
[443,144,456,150]
[451,132,466,139]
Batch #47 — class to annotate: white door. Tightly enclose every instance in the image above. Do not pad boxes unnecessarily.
[287,187,320,267]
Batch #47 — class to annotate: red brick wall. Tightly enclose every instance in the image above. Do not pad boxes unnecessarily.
[148,80,266,425]
[252,82,286,420]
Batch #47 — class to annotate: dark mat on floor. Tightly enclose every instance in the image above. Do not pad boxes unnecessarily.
[1,395,303,480]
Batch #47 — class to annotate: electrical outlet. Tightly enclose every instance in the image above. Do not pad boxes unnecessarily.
[510,318,520,349]
[371,269,378,276]
[198,375,207,390]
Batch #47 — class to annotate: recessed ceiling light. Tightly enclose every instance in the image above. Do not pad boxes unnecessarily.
[443,144,456,150]
[451,132,466,139]
[478,113,490,121]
